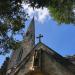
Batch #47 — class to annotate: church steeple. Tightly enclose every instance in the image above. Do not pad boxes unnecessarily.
[6,17,35,72]
[25,17,35,45]
[21,17,35,60]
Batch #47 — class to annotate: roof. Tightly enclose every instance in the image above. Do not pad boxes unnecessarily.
[12,42,75,75]
[34,42,75,73]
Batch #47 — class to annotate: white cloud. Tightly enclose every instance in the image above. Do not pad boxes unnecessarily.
[22,4,51,23]
[35,8,50,23]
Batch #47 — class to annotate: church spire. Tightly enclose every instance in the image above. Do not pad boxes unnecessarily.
[7,17,35,70]
[21,17,35,60]
[25,17,35,45]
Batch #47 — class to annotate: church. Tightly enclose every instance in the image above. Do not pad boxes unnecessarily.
[6,18,75,75]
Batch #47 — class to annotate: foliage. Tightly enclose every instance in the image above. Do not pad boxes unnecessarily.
[0,57,10,75]
[0,0,28,54]
[48,0,75,24]
[27,0,75,24]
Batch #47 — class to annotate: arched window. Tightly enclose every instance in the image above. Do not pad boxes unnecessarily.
[33,49,42,69]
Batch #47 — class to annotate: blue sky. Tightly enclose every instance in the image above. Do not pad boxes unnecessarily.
[0,5,75,67]
[29,16,75,56]
[35,19,75,56]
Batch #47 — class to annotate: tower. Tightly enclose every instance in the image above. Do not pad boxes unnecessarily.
[20,17,35,61]
[7,17,35,72]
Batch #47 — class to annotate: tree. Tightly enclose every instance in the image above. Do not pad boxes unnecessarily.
[48,0,75,24]
[27,0,75,24]
[0,57,10,75]
[0,0,28,54]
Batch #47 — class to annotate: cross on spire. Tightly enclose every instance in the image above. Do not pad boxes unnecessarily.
[36,34,43,42]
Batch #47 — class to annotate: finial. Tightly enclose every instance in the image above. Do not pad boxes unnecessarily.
[36,34,43,42]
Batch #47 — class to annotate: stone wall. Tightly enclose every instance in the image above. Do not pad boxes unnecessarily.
[16,55,34,75]
[41,51,74,75]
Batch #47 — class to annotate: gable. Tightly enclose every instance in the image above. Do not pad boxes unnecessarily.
[33,42,75,74]
[39,50,74,75]
[11,42,75,75]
